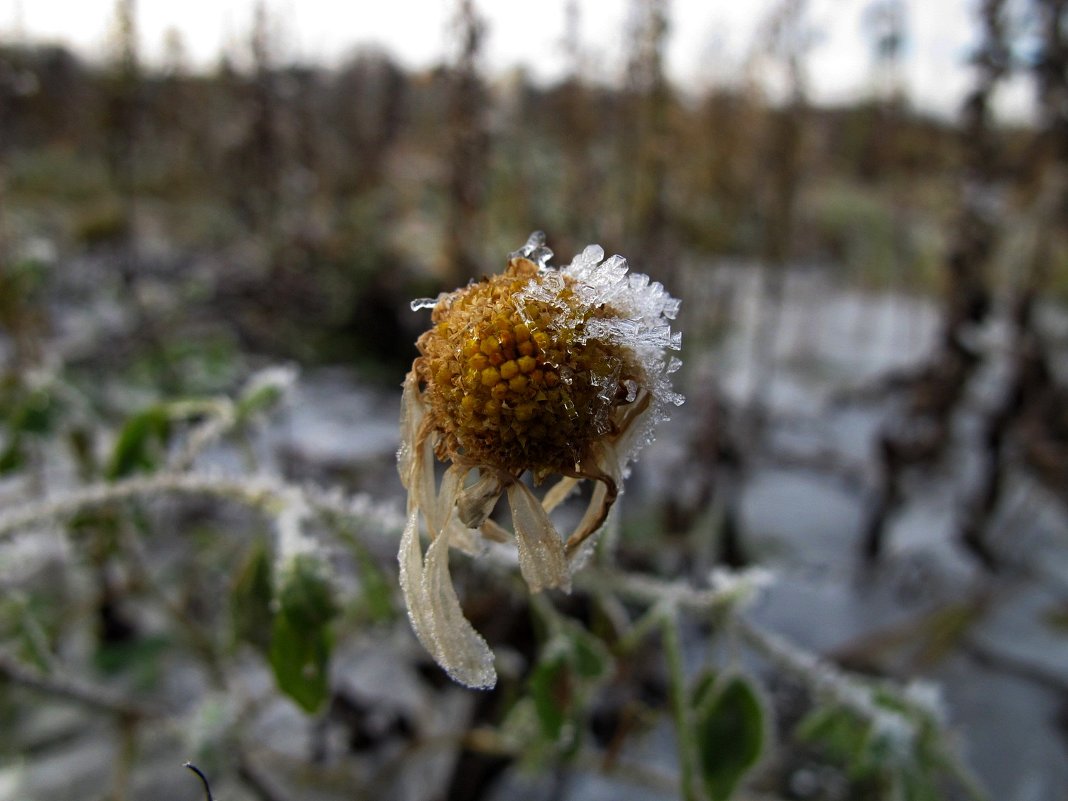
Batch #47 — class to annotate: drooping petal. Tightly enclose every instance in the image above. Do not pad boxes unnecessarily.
[398,509,442,663]
[422,530,497,689]
[436,465,466,532]
[416,424,438,518]
[507,482,571,593]
[565,440,621,555]
[456,469,505,529]
[421,461,459,541]
[568,479,610,555]
[429,465,486,555]
[397,371,423,489]
[479,518,510,543]
[542,476,579,514]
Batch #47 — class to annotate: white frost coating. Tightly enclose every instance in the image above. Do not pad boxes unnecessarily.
[707,566,776,609]
[399,509,443,662]
[868,707,918,761]
[274,487,317,574]
[422,527,497,688]
[276,497,310,543]
[903,679,947,724]
[242,364,298,407]
[512,235,685,472]
[0,529,69,588]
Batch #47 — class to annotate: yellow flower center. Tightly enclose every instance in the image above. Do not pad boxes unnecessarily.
[416,257,636,480]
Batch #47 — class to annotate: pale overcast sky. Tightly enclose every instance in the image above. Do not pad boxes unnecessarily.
[2,0,1036,119]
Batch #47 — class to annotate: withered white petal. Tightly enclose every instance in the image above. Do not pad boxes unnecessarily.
[422,528,497,688]
[570,481,611,552]
[398,509,442,663]
[436,466,485,555]
[507,482,571,593]
[416,429,437,519]
[542,476,579,514]
[436,465,466,532]
[422,462,460,540]
[397,371,422,488]
[456,469,505,529]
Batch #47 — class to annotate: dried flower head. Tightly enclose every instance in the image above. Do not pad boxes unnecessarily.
[398,232,682,688]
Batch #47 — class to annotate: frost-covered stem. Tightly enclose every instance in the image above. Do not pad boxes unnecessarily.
[0,474,276,540]
[183,763,216,801]
[166,398,236,472]
[576,567,771,615]
[661,608,700,801]
[588,566,920,727]
[733,617,909,728]
[166,366,296,473]
[616,601,672,654]
[943,753,994,801]
[113,715,138,801]
[0,472,401,544]
[588,567,986,797]
[12,591,59,673]
[732,616,990,801]
[0,649,161,718]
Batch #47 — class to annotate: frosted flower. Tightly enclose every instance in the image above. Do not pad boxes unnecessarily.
[398,232,683,688]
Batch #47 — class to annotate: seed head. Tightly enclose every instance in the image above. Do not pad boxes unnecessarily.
[416,255,647,482]
[398,232,682,688]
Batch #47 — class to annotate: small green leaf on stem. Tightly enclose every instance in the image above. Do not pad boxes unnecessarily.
[231,539,274,653]
[268,555,338,713]
[107,406,172,480]
[693,673,767,801]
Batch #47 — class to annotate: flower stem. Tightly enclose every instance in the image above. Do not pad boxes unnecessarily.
[662,608,699,801]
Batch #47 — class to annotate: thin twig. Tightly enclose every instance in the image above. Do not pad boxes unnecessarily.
[0,471,403,544]
[0,650,162,719]
[183,762,215,801]
[732,617,991,801]
[662,609,699,801]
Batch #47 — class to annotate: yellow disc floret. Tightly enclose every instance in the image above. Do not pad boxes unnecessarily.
[415,256,638,481]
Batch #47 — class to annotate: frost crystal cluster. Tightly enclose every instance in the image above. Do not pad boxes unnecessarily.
[398,232,683,688]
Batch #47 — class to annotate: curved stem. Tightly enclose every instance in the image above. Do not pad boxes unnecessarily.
[183,763,215,801]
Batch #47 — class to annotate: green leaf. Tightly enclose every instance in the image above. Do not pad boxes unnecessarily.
[231,540,275,653]
[529,653,570,741]
[568,624,610,680]
[796,705,880,779]
[236,383,285,423]
[900,766,942,801]
[13,390,56,435]
[277,555,337,630]
[268,556,338,714]
[106,405,172,480]
[94,634,171,688]
[269,613,332,714]
[67,427,98,479]
[693,673,767,801]
[353,547,394,624]
[0,436,24,474]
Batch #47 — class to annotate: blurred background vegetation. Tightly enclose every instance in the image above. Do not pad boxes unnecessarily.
[3,0,1068,800]
[1,0,1035,380]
